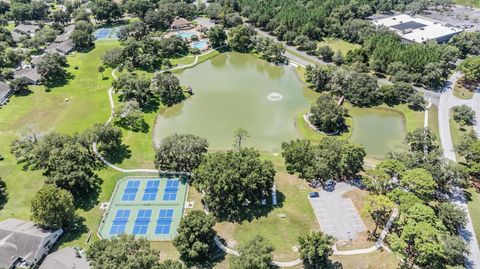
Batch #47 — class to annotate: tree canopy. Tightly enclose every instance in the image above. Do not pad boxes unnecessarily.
[298,231,335,269]
[230,236,274,269]
[309,94,347,134]
[31,184,77,229]
[155,134,209,173]
[193,148,275,221]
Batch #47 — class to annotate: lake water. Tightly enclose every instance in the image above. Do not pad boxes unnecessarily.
[154,52,309,152]
[349,107,408,159]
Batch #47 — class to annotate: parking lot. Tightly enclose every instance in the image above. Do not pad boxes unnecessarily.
[309,182,366,241]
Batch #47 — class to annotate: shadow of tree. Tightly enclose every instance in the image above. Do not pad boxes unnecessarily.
[0,179,8,210]
[74,176,102,211]
[215,190,286,223]
[52,215,89,250]
[102,143,132,165]
[44,72,75,90]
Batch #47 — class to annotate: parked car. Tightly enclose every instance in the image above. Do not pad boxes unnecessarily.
[309,192,319,198]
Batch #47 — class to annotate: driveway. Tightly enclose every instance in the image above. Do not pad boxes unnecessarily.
[309,182,366,241]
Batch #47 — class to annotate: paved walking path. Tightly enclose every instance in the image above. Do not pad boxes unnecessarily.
[93,48,221,174]
[437,71,480,268]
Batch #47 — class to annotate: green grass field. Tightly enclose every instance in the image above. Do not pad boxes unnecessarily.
[466,188,480,244]
[454,0,480,7]
[318,38,361,56]
[453,81,474,100]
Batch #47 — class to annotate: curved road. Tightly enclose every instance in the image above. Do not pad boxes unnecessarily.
[437,71,480,268]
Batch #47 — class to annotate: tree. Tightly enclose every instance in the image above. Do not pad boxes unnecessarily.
[298,231,335,269]
[453,105,475,126]
[10,77,30,93]
[158,260,186,269]
[194,148,275,221]
[444,234,468,266]
[459,56,480,83]
[87,234,160,269]
[364,194,396,236]
[456,130,478,157]
[400,168,437,201]
[98,65,105,79]
[31,184,77,229]
[406,127,438,154]
[309,94,347,134]
[71,29,95,50]
[230,236,274,269]
[450,32,480,57]
[379,82,415,105]
[305,64,335,92]
[437,202,467,234]
[144,8,173,31]
[389,221,445,268]
[123,0,154,18]
[52,10,70,25]
[227,24,256,53]
[102,47,124,68]
[113,101,147,132]
[376,159,406,178]
[155,134,209,173]
[173,210,216,267]
[317,46,334,62]
[0,177,7,209]
[281,139,315,179]
[233,128,249,150]
[328,68,380,107]
[37,53,68,84]
[152,73,185,106]
[112,73,154,108]
[90,0,122,22]
[363,169,392,194]
[332,51,344,65]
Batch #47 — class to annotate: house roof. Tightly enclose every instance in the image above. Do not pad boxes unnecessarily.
[57,40,74,54]
[45,42,60,53]
[39,247,90,269]
[11,30,24,42]
[14,67,41,83]
[14,24,40,34]
[0,219,62,268]
[171,17,191,27]
[0,81,11,101]
[31,55,44,66]
[54,25,76,43]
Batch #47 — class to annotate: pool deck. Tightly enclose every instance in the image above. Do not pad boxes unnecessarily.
[97,176,188,241]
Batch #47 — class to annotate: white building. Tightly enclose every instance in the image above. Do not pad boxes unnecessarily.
[0,218,63,269]
[371,14,462,43]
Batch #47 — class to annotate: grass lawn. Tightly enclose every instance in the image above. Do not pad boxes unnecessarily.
[428,105,440,140]
[466,188,480,244]
[454,0,480,7]
[449,109,474,160]
[453,81,474,100]
[318,38,361,56]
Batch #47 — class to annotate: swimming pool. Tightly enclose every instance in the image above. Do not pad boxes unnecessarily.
[191,40,208,50]
[176,32,195,39]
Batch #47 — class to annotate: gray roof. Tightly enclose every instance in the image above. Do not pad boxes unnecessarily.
[39,247,90,269]
[11,30,24,42]
[0,219,61,269]
[54,25,76,43]
[56,40,75,54]
[14,67,41,84]
[45,42,60,53]
[31,55,44,66]
[14,24,40,35]
[0,81,11,102]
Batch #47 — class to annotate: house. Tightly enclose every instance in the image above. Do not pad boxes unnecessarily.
[54,24,75,43]
[39,247,90,269]
[30,55,44,67]
[45,40,74,55]
[171,17,192,30]
[0,81,12,105]
[0,218,63,269]
[370,14,462,43]
[11,31,24,43]
[14,24,40,35]
[56,40,75,54]
[14,67,42,85]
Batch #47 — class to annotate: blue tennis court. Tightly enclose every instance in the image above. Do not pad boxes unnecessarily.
[122,180,140,201]
[163,180,179,201]
[155,209,174,235]
[109,209,130,235]
[133,209,152,235]
[142,180,160,201]
[94,28,111,40]
[99,176,188,241]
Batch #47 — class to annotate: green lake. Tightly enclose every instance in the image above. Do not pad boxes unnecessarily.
[153,52,408,157]
[154,52,309,152]
[349,107,408,159]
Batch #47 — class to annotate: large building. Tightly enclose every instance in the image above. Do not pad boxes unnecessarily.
[371,14,462,43]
